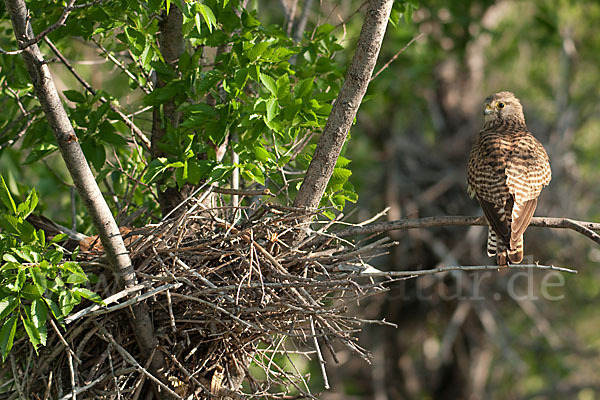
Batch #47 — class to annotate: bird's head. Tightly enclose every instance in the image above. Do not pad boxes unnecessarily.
[483,91,525,125]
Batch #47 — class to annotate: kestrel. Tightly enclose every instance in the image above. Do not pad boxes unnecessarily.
[467,91,551,266]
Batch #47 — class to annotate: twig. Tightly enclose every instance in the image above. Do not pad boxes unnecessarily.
[64,283,180,324]
[57,373,106,400]
[43,37,152,152]
[93,322,184,400]
[334,0,369,29]
[49,319,82,363]
[64,283,147,324]
[309,316,329,389]
[170,292,261,331]
[371,32,424,82]
[20,0,77,50]
[93,39,151,93]
[67,351,76,400]
[359,263,577,278]
[211,187,272,196]
[9,354,24,399]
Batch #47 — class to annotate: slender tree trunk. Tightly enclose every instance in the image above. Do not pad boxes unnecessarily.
[5,0,171,395]
[293,0,394,209]
[152,5,188,216]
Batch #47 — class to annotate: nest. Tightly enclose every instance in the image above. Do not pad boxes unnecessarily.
[3,199,395,399]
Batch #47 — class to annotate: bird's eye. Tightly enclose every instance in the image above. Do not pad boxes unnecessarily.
[497,102,505,109]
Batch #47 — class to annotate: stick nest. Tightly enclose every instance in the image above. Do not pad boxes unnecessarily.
[4,201,394,399]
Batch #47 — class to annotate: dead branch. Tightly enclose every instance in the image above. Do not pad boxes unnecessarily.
[358,263,577,278]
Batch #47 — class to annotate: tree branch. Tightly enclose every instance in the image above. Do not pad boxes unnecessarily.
[293,0,394,210]
[43,37,151,152]
[19,0,77,50]
[371,32,424,82]
[358,263,578,277]
[328,215,600,246]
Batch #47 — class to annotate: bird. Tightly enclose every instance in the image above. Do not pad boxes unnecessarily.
[467,91,551,266]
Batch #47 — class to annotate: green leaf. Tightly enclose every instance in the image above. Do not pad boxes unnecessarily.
[44,298,63,321]
[31,268,47,294]
[31,299,47,328]
[254,147,271,163]
[16,188,38,219]
[0,315,17,360]
[0,176,16,214]
[49,233,68,245]
[194,12,202,34]
[22,317,41,352]
[72,288,104,304]
[332,167,352,182]
[22,283,43,300]
[335,156,352,168]
[2,254,17,263]
[24,144,58,164]
[260,73,277,96]
[248,41,270,62]
[59,291,78,316]
[66,272,88,284]
[198,4,216,33]
[80,138,106,171]
[0,214,20,235]
[0,297,17,321]
[265,98,278,122]
[314,23,335,38]
[241,164,265,185]
[166,0,170,14]
[63,90,86,103]
[13,248,33,263]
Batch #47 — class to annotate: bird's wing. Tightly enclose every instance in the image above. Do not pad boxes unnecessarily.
[478,198,511,247]
[510,198,537,246]
[506,132,551,204]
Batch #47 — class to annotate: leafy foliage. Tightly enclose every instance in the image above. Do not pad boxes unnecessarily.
[0,0,361,226]
[0,176,102,360]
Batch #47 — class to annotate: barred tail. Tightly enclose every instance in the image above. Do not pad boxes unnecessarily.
[487,228,509,266]
[486,228,497,257]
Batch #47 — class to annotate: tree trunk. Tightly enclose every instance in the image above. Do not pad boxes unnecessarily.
[5,0,170,395]
[293,0,394,210]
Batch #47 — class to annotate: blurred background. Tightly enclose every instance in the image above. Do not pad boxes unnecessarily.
[2,0,600,398]
[316,0,600,399]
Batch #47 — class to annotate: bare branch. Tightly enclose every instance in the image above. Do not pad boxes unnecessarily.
[371,32,424,82]
[328,215,600,246]
[359,263,578,278]
[293,0,313,42]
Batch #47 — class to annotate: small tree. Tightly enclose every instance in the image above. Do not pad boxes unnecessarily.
[0,0,413,397]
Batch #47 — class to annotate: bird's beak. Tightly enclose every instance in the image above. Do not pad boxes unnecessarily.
[484,104,493,115]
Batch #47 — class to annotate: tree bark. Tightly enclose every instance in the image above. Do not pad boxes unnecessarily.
[5,0,170,395]
[293,0,393,209]
[152,5,188,216]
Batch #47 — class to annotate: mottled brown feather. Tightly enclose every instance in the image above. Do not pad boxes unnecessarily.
[467,91,551,265]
